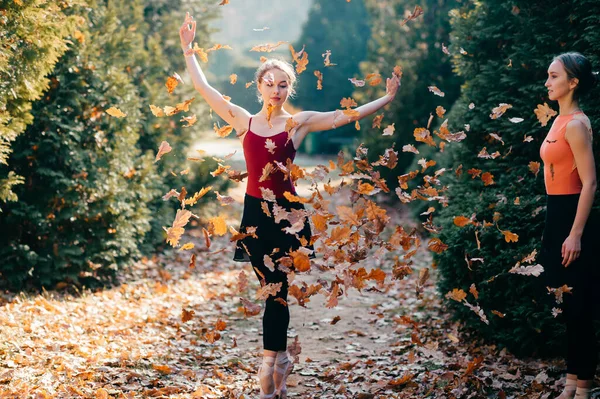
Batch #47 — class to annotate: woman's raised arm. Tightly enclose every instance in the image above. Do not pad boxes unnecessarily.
[180,13,250,133]
[293,74,401,138]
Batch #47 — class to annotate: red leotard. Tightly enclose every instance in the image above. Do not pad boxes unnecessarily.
[243,117,297,198]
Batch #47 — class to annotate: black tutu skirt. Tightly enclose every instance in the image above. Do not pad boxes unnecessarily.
[540,194,600,315]
[233,194,315,263]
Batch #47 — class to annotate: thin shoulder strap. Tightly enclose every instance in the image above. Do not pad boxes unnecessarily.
[239,116,252,140]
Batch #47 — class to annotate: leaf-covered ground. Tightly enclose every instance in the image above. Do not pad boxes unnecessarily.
[0,141,596,399]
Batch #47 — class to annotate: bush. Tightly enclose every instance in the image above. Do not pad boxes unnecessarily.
[357,0,463,188]
[0,0,223,289]
[433,0,600,356]
[0,0,81,206]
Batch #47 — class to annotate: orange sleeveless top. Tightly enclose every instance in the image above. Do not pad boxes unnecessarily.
[539,112,585,195]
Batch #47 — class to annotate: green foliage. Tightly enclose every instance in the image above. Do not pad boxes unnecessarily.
[0,0,224,290]
[292,0,371,154]
[0,0,81,206]
[358,0,463,187]
[434,0,600,356]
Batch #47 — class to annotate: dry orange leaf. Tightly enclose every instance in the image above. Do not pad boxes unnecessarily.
[165,72,183,94]
[469,283,479,300]
[400,5,424,26]
[214,123,234,138]
[414,128,436,147]
[453,216,472,227]
[500,228,519,243]
[436,106,446,118]
[181,309,195,323]
[314,70,323,90]
[534,102,558,126]
[481,172,495,186]
[428,237,448,253]
[529,161,541,177]
[341,97,358,109]
[445,288,467,302]
[153,364,172,374]
[229,73,237,84]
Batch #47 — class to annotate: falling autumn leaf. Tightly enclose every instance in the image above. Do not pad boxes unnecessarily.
[402,144,419,154]
[106,106,127,118]
[446,288,467,302]
[229,74,237,84]
[149,104,165,117]
[214,123,234,138]
[428,86,445,97]
[265,139,277,154]
[481,172,495,186]
[349,77,366,87]
[534,102,558,126]
[322,50,336,67]
[436,106,446,118]
[489,103,513,119]
[180,114,197,127]
[453,216,472,227]
[509,264,544,277]
[499,228,519,243]
[400,5,424,26]
[251,41,288,52]
[165,72,183,94]
[529,161,541,177]
[314,70,323,90]
[382,124,395,136]
[154,141,172,163]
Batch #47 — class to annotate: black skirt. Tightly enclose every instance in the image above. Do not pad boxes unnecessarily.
[233,194,315,263]
[540,194,599,313]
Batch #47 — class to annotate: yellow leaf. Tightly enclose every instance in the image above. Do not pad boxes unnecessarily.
[106,106,126,118]
[179,242,195,251]
[209,216,227,236]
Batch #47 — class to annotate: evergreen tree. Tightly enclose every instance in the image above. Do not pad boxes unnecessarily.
[292,0,371,154]
[0,0,222,289]
[0,0,81,207]
[434,0,600,356]
[357,0,462,186]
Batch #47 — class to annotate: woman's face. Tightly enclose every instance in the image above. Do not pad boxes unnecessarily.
[545,60,578,101]
[258,68,290,106]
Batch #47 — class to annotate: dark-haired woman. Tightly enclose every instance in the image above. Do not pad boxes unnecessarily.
[540,52,598,399]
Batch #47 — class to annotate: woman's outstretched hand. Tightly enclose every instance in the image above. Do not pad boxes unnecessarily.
[385,75,401,99]
[179,12,196,51]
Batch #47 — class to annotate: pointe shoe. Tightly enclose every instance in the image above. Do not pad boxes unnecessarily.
[259,354,277,399]
[274,351,293,399]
